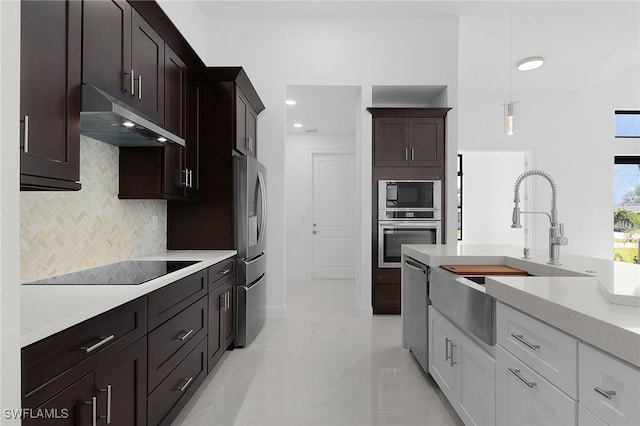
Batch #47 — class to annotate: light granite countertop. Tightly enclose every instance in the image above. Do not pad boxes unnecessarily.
[403,244,640,368]
[21,250,236,348]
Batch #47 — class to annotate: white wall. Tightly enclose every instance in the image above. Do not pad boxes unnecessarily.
[1,0,22,422]
[460,151,529,246]
[203,16,459,315]
[285,133,356,280]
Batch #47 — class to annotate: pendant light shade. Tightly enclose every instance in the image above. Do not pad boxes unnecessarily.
[504,101,518,135]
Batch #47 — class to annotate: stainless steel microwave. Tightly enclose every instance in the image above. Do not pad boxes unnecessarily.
[378,180,442,219]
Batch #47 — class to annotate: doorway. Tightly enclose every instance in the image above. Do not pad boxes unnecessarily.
[284,85,360,281]
[311,153,356,279]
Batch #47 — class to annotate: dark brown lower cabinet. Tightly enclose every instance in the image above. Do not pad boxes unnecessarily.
[23,336,147,426]
[208,278,235,372]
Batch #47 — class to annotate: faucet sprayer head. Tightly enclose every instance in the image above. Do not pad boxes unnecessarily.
[511,205,522,228]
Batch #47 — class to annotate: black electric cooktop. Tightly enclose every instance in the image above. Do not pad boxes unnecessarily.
[23,260,200,285]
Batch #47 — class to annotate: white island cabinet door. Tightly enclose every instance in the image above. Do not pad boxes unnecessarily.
[455,327,496,426]
[429,306,456,403]
[579,343,640,426]
[496,345,576,426]
[579,405,608,426]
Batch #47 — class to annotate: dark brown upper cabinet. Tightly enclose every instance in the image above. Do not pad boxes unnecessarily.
[236,89,258,157]
[184,77,201,200]
[83,2,164,125]
[164,44,186,137]
[82,0,132,104]
[369,108,450,168]
[20,0,81,191]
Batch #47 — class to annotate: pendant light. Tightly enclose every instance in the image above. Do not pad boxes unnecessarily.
[504,0,518,135]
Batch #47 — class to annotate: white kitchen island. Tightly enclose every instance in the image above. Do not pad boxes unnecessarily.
[402,244,640,426]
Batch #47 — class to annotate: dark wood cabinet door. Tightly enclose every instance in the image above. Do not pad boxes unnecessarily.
[235,91,248,155]
[82,0,132,102]
[409,118,444,167]
[94,337,147,426]
[207,286,224,372]
[184,78,200,200]
[164,44,185,137]
[20,0,81,190]
[22,373,94,426]
[222,283,235,349]
[373,118,409,167]
[246,107,258,157]
[131,9,164,123]
[163,144,185,197]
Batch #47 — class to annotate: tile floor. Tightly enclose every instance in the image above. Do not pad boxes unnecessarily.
[173,280,461,426]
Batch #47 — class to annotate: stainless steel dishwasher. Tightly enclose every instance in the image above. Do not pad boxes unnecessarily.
[403,256,430,373]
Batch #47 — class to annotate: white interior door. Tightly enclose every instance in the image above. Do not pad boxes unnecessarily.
[311,153,356,279]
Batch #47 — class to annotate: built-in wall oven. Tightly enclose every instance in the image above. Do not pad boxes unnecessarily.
[378,180,442,268]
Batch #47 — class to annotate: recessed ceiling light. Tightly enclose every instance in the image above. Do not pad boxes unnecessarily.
[293,123,303,128]
[285,99,297,106]
[157,137,167,142]
[517,57,545,71]
[122,121,135,128]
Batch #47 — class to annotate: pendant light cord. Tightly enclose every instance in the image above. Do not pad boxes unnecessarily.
[509,0,513,103]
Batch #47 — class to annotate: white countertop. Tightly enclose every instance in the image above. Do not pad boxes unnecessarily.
[21,250,236,348]
[403,244,640,368]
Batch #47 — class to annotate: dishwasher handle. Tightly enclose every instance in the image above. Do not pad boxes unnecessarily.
[404,258,427,274]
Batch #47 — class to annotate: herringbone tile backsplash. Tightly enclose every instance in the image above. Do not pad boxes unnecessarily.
[20,136,167,282]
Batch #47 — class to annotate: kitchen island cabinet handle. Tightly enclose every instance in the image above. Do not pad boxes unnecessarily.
[449,342,457,366]
[445,337,452,361]
[130,70,135,96]
[84,396,97,426]
[176,329,194,341]
[79,334,115,353]
[99,384,112,424]
[219,268,231,276]
[511,333,540,351]
[594,387,616,399]
[23,115,29,153]
[175,376,193,392]
[138,74,142,100]
[508,367,537,389]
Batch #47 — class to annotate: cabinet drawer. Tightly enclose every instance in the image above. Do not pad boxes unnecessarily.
[208,257,236,291]
[496,345,576,426]
[22,297,147,408]
[497,302,578,398]
[148,338,207,426]
[148,297,207,391]
[148,269,207,330]
[579,343,640,426]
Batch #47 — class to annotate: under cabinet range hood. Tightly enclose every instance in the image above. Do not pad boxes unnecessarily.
[80,85,185,147]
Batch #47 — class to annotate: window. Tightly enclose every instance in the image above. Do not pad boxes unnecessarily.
[613,156,640,263]
[615,111,640,138]
[457,154,463,240]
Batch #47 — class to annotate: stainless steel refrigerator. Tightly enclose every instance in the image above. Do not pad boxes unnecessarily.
[234,155,267,347]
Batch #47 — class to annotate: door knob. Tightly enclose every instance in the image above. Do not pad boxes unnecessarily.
[313,223,317,227]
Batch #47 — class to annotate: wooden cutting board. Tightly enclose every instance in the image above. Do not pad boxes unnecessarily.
[439,264,528,276]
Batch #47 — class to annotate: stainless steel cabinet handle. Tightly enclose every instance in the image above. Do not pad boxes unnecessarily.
[594,387,616,399]
[404,148,408,161]
[226,291,230,310]
[176,329,194,341]
[219,268,231,276]
[508,367,537,389]
[175,377,194,392]
[130,70,135,96]
[511,333,540,351]
[79,335,115,353]
[138,74,142,99]
[411,148,415,161]
[23,115,29,153]
[449,342,457,366]
[84,396,97,426]
[99,385,112,424]
[188,169,193,188]
[445,337,452,361]
[220,293,226,312]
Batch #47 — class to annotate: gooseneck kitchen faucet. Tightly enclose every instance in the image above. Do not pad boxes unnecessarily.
[511,169,568,265]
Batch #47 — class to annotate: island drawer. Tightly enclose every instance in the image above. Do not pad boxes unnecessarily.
[579,343,640,426]
[148,269,207,330]
[208,257,236,291]
[148,338,207,426]
[22,297,147,408]
[148,296,208,392]
[497,302,578,399]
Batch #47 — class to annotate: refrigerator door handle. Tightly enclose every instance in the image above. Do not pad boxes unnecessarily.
[257,169,267,247]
